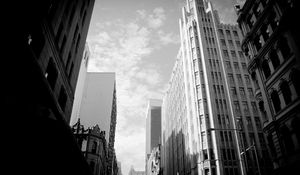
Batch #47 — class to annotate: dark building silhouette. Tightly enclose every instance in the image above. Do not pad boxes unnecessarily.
[237,0,300,174]
[72,119,108,175]
[5,0,95,174]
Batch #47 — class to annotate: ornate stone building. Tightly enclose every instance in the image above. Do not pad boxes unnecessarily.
[237,0,300,174]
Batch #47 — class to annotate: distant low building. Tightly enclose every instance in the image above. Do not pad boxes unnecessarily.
[128,166,146,175]
[146,145,161,175]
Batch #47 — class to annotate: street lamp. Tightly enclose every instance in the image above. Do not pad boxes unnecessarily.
[207,128,245,175]
[240,142,261,175]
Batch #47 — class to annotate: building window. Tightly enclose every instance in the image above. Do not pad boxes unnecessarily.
[234,62,239,71]
[219,29,224,37]
[228,74,234,84]
[262,59,271,79]
[75,34,81,53]
[270,49,280,70]
[45,58,58,90]
[255,117,262,130]
[237,74,242,84]
[229,40,233,47]
[280,125,295,154]
[240,87,245,98]
[280,80,292,105]
[251,102,258,113]
[226,61,231,70]
[92,141,97,153]
[221,39,226,46]
[236,41,241,48]
[82,11,87,26]
[246,117,253,130]
[58,86,67,111]
[226,30,231,38]
[231,87,237,96]
[243,75,250,85]
[243,101,249,113]
[233,30,238,37]
[234,101,240,113]
[68,62,74,80]
[279,36,292,60]
[60,35,67,55]
[231,50,236,58]
[248,88,254,98]
[271,90,281,113]
[223,50,229,58]
[291,69,300,96]
[238,51,244,59]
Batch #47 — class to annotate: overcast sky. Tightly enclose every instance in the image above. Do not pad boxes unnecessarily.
[86,0,241,174]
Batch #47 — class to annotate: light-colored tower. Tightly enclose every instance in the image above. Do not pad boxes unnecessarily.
[162,1,268,175]
[146,99,162,173]
[70,43,90,125]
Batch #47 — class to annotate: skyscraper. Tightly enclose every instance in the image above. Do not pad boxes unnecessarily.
[79,72,117,175]
[146,99,162,160]
[5,0,95,174]
[237,0,300,174]
[161,0,269,175]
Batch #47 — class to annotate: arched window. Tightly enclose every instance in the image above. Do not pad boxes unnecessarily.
[259,101,267,121]
[92,141,97,153]
[280,125,294,154]
[291,117,300,145]
[291,69,300,96]
[279,36,292,60]
[271,90,281,113]
[270,49,280,70]
[262,59,271,79]
[280,80,292,105]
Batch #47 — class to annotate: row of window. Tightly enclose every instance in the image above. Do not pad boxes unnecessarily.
[270,71,299,114]
[231,87,255,99]
[218,29,239,39]
[226,61,248,73]
[221,39,241,49]
[261,36,292,80]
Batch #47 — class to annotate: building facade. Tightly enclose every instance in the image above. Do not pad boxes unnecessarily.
[5,0,95,174]
[70,43,91,125]
[146,99,162,161]
[237,0,300,174]
[72,119,108,175]
[162,0,270,175]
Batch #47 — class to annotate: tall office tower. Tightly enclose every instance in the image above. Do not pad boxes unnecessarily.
[70,43,90,125]
[79,72,117,175]
[237,0,300,174]
[162,0,270,175]
[146,99,162,163]
[5,0,95,174]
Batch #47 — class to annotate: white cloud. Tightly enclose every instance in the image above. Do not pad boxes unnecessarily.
[157,30,180,45]
[86,7,174,174]
[147,7,166,29]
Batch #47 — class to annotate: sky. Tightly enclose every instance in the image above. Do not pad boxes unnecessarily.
[86,0,241,174]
